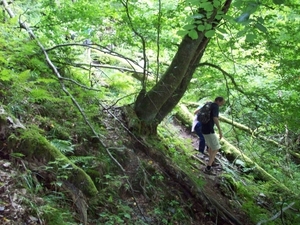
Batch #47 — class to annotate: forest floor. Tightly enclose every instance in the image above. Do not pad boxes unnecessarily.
[0,111,252,225]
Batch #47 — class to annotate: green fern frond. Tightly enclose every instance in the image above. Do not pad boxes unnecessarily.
[50,139,74,154]
[0,69,13,81]
[29,88,56,102]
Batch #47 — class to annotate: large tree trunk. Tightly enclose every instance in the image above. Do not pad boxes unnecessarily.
[134,0,232,134]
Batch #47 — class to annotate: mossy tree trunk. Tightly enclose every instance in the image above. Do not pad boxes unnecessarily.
[0,106,98,198]
[133,0,232,135]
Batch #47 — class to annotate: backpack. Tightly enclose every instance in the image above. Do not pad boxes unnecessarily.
[197,102,212,124]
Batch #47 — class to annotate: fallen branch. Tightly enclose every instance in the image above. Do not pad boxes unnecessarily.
[256,202,295,225]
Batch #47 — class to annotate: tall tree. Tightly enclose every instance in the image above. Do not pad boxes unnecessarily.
[133,0,232,134]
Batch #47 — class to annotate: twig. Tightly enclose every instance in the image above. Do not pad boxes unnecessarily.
[45,43,144,74]
[256,202,295,225]
[59,77,103,92]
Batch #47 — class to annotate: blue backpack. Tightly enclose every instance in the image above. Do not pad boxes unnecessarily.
[197,102,212,124]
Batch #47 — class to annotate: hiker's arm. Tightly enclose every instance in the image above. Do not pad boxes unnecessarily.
[213,117,222,139]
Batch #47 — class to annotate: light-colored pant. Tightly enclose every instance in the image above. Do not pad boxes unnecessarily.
[203,133,221,151]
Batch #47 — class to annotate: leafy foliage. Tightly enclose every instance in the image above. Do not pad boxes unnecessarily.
[1,0,300,224]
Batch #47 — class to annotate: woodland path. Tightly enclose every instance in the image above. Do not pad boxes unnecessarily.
[171,118,252,225]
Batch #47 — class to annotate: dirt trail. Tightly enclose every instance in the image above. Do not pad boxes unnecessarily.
[171,118,251,225]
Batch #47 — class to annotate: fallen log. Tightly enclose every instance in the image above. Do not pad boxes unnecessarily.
[183,103,300,163]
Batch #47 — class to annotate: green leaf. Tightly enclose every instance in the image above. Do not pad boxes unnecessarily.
[216,27,228,34]
[183,24,196,30]
[177,30,189,37]
[186,0,201,5]
[205,30,215,38]
[233,1,243,7]
[213,0,222,7]
[245,33,256,42]
[188,29,198,39]
[222,14,234,21]
[202,2,214,11]
[215,15,222,20]
[255,23,268,33]
[216,33,225,40]
[273,0,285,5]
[205,23,212,30]
[192,13,204,20]
[257,17,264,24]
[236,12,250,23]
[197,25,205,31]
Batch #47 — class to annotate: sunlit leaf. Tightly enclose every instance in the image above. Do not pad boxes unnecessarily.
[192,13,204,20]
[235,12,250,23]
[216,33,225,40]
[216,27,228,34]
[0,69,12,81]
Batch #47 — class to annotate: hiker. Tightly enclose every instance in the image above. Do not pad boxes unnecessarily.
[201,96,225,175]
[192,107,206,154]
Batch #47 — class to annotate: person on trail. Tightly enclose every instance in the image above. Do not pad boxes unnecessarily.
[192,106,206,154]
[201,96,225,175]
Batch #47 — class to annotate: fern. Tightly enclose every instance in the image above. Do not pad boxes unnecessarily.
[50,139,74,154]
[29,88,55,102]
[0,69,13,81]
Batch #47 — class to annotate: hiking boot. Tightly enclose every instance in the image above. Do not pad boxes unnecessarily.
[203,167,216,176]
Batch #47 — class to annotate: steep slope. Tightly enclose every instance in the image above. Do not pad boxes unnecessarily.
[0,106,252,225]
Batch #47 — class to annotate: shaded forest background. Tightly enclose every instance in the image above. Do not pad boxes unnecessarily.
[0,0,300,224]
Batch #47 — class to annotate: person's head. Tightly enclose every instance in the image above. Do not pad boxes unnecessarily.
[214,96,225,106]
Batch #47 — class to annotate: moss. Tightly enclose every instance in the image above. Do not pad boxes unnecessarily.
[8,126,98,197]
[86,169,101,183]
[34,116,70,140]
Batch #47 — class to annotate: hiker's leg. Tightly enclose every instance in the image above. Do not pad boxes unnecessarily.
[207,149,219,166]
[198,133,205,153]
[195,122,205,153]
[205,133,221,167]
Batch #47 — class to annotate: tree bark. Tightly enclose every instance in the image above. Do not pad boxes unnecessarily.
[133,0,232,134]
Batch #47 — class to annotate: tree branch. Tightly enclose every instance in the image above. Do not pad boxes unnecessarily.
[45,43,144,74]
[256,202,295,225]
